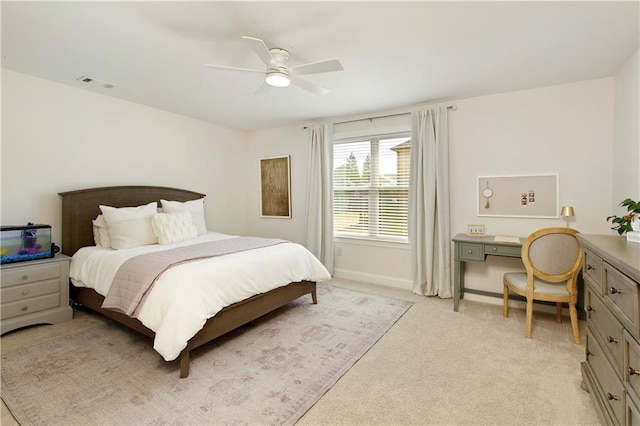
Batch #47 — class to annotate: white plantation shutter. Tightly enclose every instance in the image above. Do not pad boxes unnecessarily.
[333,134,410,241]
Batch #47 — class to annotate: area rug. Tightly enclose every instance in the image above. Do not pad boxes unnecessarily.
[1,284,412,425]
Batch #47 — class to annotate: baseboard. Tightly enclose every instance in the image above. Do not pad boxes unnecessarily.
[332,268,412,291]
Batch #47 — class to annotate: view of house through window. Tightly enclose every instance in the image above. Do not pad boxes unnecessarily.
[333,134,411,241]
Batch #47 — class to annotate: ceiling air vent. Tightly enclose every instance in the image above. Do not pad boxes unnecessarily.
[76,75,115,89]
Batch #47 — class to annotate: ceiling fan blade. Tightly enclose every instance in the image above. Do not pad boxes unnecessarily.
[242,36,273,67]
[290,58,343,76]
[289,75,330,95]
[205,64,264,74]
[255,82,272,95]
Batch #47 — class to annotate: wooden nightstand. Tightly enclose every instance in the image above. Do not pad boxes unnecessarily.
[1,254,73,334]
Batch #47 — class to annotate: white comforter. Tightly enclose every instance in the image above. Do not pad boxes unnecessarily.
[69,232,331,361]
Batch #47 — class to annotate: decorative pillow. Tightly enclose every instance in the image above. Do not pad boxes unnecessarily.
[151,212,198,245]
[99,202,158,249]
[160,198,207,236]
[92,215,112,249]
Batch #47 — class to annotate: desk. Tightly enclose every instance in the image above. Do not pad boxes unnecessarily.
[452,233,524,312]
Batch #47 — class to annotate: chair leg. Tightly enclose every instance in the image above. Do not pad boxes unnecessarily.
[525,297,534,338]
[503,283,509,318]
[569,303,580,344]
[556,303,562,323]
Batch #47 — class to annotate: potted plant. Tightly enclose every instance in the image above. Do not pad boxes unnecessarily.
[607,198,640,235]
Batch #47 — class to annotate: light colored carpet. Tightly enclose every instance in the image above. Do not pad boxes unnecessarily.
[2,278,601,425]
[1,283,412,425]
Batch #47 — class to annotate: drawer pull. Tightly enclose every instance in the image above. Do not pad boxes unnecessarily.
[467,250,472,254]
[492,247,497,252]
[587,264,597,271]
[607,336,619,344]
[21,305,28,312]
[629,367,640,376]
[21,290,29,296]
[610,287,621,295]
[21,275,28,281]
[586,305,595,312]
[586,350,593,357]
[606,392,619,401]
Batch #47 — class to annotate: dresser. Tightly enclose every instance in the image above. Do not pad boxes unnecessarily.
[1,254,73,334]
[580,234,640,425]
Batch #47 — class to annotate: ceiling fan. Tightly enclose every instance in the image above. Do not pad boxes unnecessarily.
[205,36,343,95]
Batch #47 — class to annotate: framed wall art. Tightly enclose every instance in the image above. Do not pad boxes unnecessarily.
[260,155,291,218]
[477,174,559,218]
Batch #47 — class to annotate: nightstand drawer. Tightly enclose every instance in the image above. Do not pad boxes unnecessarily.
[1,293,60,320]
[1,278,60,303]
[604,262,639,336]
[1,263,61,287]
[484,244,521,257]
[458,243,483,261]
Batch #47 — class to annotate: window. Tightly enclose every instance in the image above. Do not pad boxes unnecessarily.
[333,134,411,241]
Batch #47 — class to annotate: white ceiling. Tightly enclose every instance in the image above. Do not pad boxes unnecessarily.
[2,1,639,131]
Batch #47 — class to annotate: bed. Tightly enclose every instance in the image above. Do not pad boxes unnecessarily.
[58,185,329,378]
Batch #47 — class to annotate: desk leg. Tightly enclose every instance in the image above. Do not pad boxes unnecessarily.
[454,259,465,312]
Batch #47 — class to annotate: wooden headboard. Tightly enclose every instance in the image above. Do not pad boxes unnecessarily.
[58,186,205,256]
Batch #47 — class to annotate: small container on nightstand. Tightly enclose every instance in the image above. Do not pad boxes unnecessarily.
[0,254,73,334]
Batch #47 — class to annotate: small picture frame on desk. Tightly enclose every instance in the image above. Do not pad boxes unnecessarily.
[467,224,486,237]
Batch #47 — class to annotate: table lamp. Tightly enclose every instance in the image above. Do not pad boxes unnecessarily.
[560,206,575,227]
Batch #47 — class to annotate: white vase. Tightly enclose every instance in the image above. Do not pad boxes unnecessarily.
[632,219,640,232]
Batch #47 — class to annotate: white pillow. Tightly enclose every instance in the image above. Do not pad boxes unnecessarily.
[160,198,207,236]
[99,202,158,249]
[92,215,112,249]
[151,212,198,245]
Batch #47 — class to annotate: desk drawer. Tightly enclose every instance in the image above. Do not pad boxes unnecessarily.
[458,243,484,261]
[484,244,521,257]
[605,262,639,337]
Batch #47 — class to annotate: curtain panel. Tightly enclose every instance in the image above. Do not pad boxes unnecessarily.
[305,123,334,274]
[408,107,452,297]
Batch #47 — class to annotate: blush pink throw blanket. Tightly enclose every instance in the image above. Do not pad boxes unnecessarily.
[102,237,287,317]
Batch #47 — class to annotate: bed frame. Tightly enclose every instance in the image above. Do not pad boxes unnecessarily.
[58,185,317,378]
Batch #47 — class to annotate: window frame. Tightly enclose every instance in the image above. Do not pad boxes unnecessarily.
[333,131,411,243]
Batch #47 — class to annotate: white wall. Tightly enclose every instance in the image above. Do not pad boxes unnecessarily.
[246,77,616,296]
[245,125,311,244]
[1,70,249,248]
[613,48,640,207]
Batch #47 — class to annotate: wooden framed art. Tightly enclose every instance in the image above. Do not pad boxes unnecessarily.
[260,156,291,218]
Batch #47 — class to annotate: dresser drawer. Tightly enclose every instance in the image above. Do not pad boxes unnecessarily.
[458,243,484,261]
[1,278,60,303]
[605,262,640,337]
[587,329,626,425]
[1,293,60,320]
[625,330,640,405]
[584,250,604,294]
[0,263,61,288]
[627,394,640,426]
[588,287,624,376]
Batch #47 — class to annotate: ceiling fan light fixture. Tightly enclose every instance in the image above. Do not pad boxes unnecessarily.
[265,72,290,88]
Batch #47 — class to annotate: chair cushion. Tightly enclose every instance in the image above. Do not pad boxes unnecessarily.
[504,272,569,296]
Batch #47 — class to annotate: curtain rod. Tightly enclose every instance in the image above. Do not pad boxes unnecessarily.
[303,105,456,129]
[331,105,457,126]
